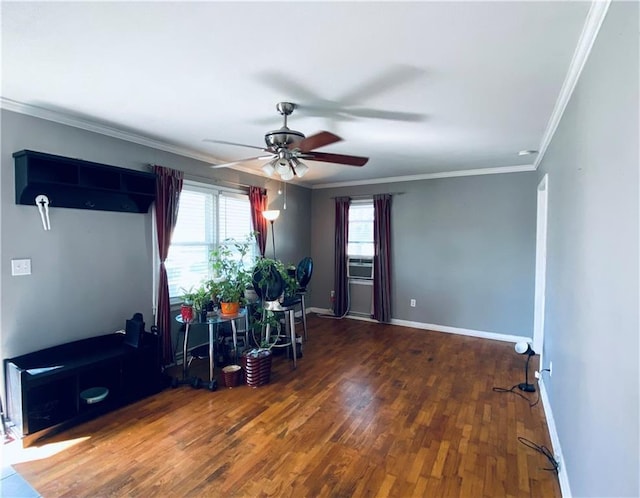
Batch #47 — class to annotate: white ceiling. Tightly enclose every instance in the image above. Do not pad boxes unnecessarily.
[1,1,591,187]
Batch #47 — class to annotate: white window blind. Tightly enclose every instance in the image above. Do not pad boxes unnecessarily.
[164,183,254,299]
[348,200,374,257]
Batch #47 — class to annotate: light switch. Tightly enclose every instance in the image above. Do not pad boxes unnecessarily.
[11,258,31,276]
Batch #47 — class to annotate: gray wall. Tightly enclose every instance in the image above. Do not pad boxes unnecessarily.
[0,110,311,367]
[310,171,537,337]
[537,2,639,496]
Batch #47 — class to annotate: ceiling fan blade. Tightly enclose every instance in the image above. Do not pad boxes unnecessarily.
[254,70,319,102]
[203,139,269,152]
[338,64,425,103]
[307,152,368,167]
[346,107,426,122]
[289,131,342,153]
[210,155,274,169]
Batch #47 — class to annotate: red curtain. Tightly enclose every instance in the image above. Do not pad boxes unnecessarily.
[334,197,351,316]
[153,165,184,365]
[373,194,392,322]
[249,186,268,257]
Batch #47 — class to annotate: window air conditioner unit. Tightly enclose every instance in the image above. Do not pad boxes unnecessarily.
[347,257,374,280]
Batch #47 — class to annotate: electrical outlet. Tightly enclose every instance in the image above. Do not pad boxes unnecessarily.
[410,299,416,307]
[549,361,553,377]
[11,258,31,276]
[534,370,540,379]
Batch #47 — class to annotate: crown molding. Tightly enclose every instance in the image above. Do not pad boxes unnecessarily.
[0,98,533,190]
[0,97,230,166]
[534,0,611,169]
[311,164,536,189]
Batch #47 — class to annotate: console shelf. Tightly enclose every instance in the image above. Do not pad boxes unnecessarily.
[4,333,162,446]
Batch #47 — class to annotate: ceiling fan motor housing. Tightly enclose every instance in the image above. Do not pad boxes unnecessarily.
[264,127,305,149]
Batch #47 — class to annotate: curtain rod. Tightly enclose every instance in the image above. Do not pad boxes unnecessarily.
[330,192,404,199]
[181,171,255,191]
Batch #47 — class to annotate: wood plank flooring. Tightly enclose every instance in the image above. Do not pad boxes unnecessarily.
[9,315,561,497]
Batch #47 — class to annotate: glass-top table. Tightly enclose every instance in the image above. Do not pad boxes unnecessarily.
[175,308,249,389]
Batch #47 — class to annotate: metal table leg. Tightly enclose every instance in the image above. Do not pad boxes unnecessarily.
[182,322,190,379]
[208,320,215,383]
[230,319,240,363]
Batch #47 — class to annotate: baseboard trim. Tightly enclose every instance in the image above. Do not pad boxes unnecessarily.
[538,377,571,497]
[390,318,530,344]
[307,308,530,344]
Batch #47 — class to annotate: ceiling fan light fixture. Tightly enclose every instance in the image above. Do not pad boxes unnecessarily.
[276,161,290,176]
[291,158,309,178]
[262,160,276,177]
[280,166,295,181]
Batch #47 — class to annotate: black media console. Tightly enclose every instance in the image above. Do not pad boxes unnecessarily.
[4,332,163,446]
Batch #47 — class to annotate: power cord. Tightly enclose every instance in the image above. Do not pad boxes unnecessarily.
[518,436,559,473]
[492,384,539,407]
[492,366,552,407]
[317,285,352,320]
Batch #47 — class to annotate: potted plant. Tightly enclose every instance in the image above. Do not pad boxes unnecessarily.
[179,287,196,322]
[242,305,282,387]
[209,235,256,315]
[251,257,297,302]
[192,284,211,322]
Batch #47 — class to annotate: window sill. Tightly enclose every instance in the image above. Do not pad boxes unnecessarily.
[349,278,373,286]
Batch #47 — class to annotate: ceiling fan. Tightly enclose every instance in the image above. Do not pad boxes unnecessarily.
[253,66,426,125]
[204,102,368,180]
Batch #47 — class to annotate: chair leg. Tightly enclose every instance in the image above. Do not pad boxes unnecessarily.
[300,294,308,342]
[289,308,296,369]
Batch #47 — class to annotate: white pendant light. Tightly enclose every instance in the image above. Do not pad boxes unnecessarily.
[280,166,294,181]
[291,158,309,178]
[262,159,276,177]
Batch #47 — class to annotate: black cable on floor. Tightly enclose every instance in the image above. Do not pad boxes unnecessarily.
[518,436,559,473]
[492,383,540,407]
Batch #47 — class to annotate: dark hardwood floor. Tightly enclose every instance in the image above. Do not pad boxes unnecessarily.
[9,315,560,497]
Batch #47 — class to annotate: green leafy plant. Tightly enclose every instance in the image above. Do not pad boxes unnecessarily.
[252,257,297,299]
[180,286,197,306]
[209,235,256,303]
[191,284,211,312]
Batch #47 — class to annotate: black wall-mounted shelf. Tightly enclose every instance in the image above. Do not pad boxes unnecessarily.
[14,150,157,213]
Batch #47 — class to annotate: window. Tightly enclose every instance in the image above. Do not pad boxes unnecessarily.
[164,182,255,299]
[348,200,374,257]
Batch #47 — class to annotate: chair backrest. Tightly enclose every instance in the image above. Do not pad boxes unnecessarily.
[296,257,313,290]
[252,262,285,302]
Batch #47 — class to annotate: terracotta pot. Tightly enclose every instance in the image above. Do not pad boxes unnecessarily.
[242,350,273,387]
[220,302,240,315]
